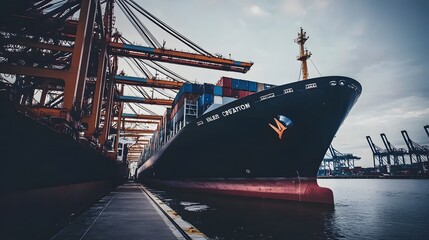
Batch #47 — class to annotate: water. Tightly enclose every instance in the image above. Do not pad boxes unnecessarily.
[148,179,429,240]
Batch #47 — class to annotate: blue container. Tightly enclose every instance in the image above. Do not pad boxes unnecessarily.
[232,78,251,91]
[248,81,257,92]
[203,83,214,94]
[231,79,240,90]
[214,86,223,96]
[184,83,192,92]
[238,80,249,90]
[198,95,203,106]
[192,84,203,94]
[198,94,213,106]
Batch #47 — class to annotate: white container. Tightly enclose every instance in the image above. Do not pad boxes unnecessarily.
[214,95,223,104]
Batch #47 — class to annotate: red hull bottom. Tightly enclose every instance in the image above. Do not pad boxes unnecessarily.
[144,178,334,205]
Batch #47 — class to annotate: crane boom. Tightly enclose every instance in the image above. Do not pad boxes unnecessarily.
[116,95,173,106]
[114,75,183,89]
[109,42,253,73]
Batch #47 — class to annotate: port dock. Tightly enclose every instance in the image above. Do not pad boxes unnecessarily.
[51,183,206,240]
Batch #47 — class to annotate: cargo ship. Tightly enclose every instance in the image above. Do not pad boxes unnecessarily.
[0,93,125,193]
[137,28,362,204]
[0,89,127,239]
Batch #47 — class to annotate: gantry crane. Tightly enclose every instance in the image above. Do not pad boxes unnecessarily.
[401,130,429,164]
[380,133,407,165]
[320,145,360,176]
[366,136,391,169]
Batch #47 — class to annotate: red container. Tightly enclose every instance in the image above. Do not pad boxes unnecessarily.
[217,77,232,88]
[238,90,250,98]
[222,87,232,97]
[171,104,178,119]
[231,89,240,98]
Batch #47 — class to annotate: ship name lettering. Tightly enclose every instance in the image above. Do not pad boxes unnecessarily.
[221,103,251,117]
[260,93,275,101]
[206,114,220,122]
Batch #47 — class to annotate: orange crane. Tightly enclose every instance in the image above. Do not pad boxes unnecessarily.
[114,75,183,90]
[115,96,173,106]
[109,42,253,73]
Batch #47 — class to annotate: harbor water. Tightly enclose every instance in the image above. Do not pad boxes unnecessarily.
[147,179,429,240]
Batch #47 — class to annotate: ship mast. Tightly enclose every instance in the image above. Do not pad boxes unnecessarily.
[295,27,312,80]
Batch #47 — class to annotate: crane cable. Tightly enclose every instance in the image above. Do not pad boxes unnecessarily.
[119,36,188,82]
[125,0,214,57]
[116,0,160,48]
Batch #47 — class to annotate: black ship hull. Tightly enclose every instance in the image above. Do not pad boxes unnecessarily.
[137,76,361,204]
[0,94,125,239]
[0,95,123,193]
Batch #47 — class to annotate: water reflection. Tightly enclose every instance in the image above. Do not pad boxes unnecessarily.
[149,188,342,240]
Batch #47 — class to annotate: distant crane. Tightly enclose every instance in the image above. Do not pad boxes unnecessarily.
[366,136,390,168]
[380,133,407,165]
[401,130,429,164]
[320,145,360,176]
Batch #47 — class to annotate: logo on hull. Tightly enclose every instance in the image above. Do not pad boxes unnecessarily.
[269,115,292,139]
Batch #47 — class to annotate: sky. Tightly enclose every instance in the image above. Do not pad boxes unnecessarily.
[114,0,429,167]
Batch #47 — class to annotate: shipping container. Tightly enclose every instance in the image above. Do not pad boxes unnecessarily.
[238,90,250,98]
[192,84,202,94]
[214,86,223,96]
[238,90,255,98]
[216,77,232,88]
[203,83,214,94]
[222,88,240,98]
[214,95,222,104]
[222,88,232,97]
[257,82,265,92]
[231,89,240,98]
[174,83,202,106]
[173,104,185,123]
[248,81,257,92]
[238,79,249,91]
[198,94,214,106]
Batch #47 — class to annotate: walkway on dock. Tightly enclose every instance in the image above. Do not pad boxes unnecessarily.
[51,183,195,240]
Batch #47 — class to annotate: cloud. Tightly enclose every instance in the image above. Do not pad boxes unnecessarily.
[313,0,331,9]
[238,19,247,29]
[282,0,307,17]
[351,21,368,36]
[247,5,270,16]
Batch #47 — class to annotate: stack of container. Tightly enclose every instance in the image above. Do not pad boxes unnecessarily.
[171,77,276,121]
[171,83,201,120]
[198,83,223,115]
[215,77,270,99]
